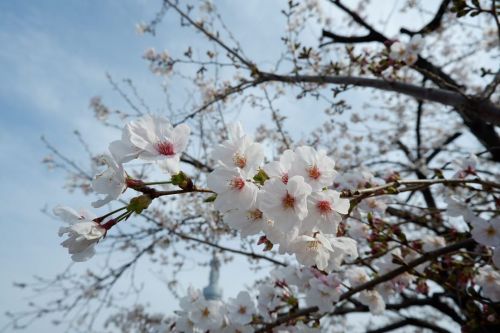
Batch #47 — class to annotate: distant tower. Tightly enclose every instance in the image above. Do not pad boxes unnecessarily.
[203,253,222,300]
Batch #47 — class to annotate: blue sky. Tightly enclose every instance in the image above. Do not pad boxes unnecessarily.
[0,0,458,332]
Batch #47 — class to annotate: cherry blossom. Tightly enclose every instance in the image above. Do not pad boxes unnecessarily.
[325,236,359,271]
[53,206,105,262]
[257,284,282,318]
[345,267,370,287]
[289,146,337,191]
[305,275,341,312]
[258,176,312,231]
[389,35,423,65]
[470,216,500,247]
[453,154,478,179]
[291,232,334,271]
[207,166,258,212]
[110,114,190,173]
[188,299,225,331]
[475,265,500,302]
[358,290,386,315]
[421,235,446,252]
[91,154,126,208]
[301,190,349,234]
[211,122,264,178]
[223,206,267,237]
[262,149,295,184]
[226,291,256,324]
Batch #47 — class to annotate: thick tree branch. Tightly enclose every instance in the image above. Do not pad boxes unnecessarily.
[400,0,452,36]
[257,72,500,125]
[321,0,500,161]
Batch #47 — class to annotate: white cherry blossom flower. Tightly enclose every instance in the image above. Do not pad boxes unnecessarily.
[258,176,312,231]
[207,166,258,212]
[470,216,500,247]
[358,290,385,315]
[227,291,256,324]
[224,206,267,237]
[257,284,281,313]
[358,197,387,214]
[407,34,424,54]
[262,149,295,184]
[347,219,370,240]
[188,299,225,331]
[301,190,349,234]
[180,286,203,311]
[325,236,359,271]
[445,196,474,220]
[289,146,337,191]
[262,223,299,255]
[334,170,376,191]
[389,35,423,65]
[91,154,126,208]
[422,235,446,252]
[389,41,406,62]
[110,114,190,173]
[212,122,264,178]
[475,265,500,302]
[346,267,369,287]
[404,52,418,65]
[291,232,334,270]
[54,206,105,262]
[174,314,199,333]
[305,275,341,312]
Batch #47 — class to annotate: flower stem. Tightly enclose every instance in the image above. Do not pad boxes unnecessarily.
[142,181,172,186]
[95,206,128,222]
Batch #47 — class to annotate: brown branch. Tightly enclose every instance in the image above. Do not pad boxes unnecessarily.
[174,233,287,266]
[326,0,386,42]
[163,0,255,69]
[400,0,452,36]
[257,72,500,124]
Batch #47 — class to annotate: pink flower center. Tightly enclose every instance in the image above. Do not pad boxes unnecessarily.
[230,176,245,190]
[316,200,332,214]
[233,153,247,169]
[282,192,295,209]
[156,141,175,156]
[247,209,263,221]
[238,306,247,314]
[308,165,321,180]
[306,240,320,251]
[281,172,289,184]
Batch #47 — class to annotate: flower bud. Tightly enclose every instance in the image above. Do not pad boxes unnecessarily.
[128,195,153,214]
[171,171,194,190]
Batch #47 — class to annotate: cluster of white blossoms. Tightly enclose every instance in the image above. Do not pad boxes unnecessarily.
[55,114,191,261]
[207,123,358,272]
[389,34,424,65]
[52,114,500,329]
[143,48,175,75]
[169,287,257,333]
[168,263,407,332]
